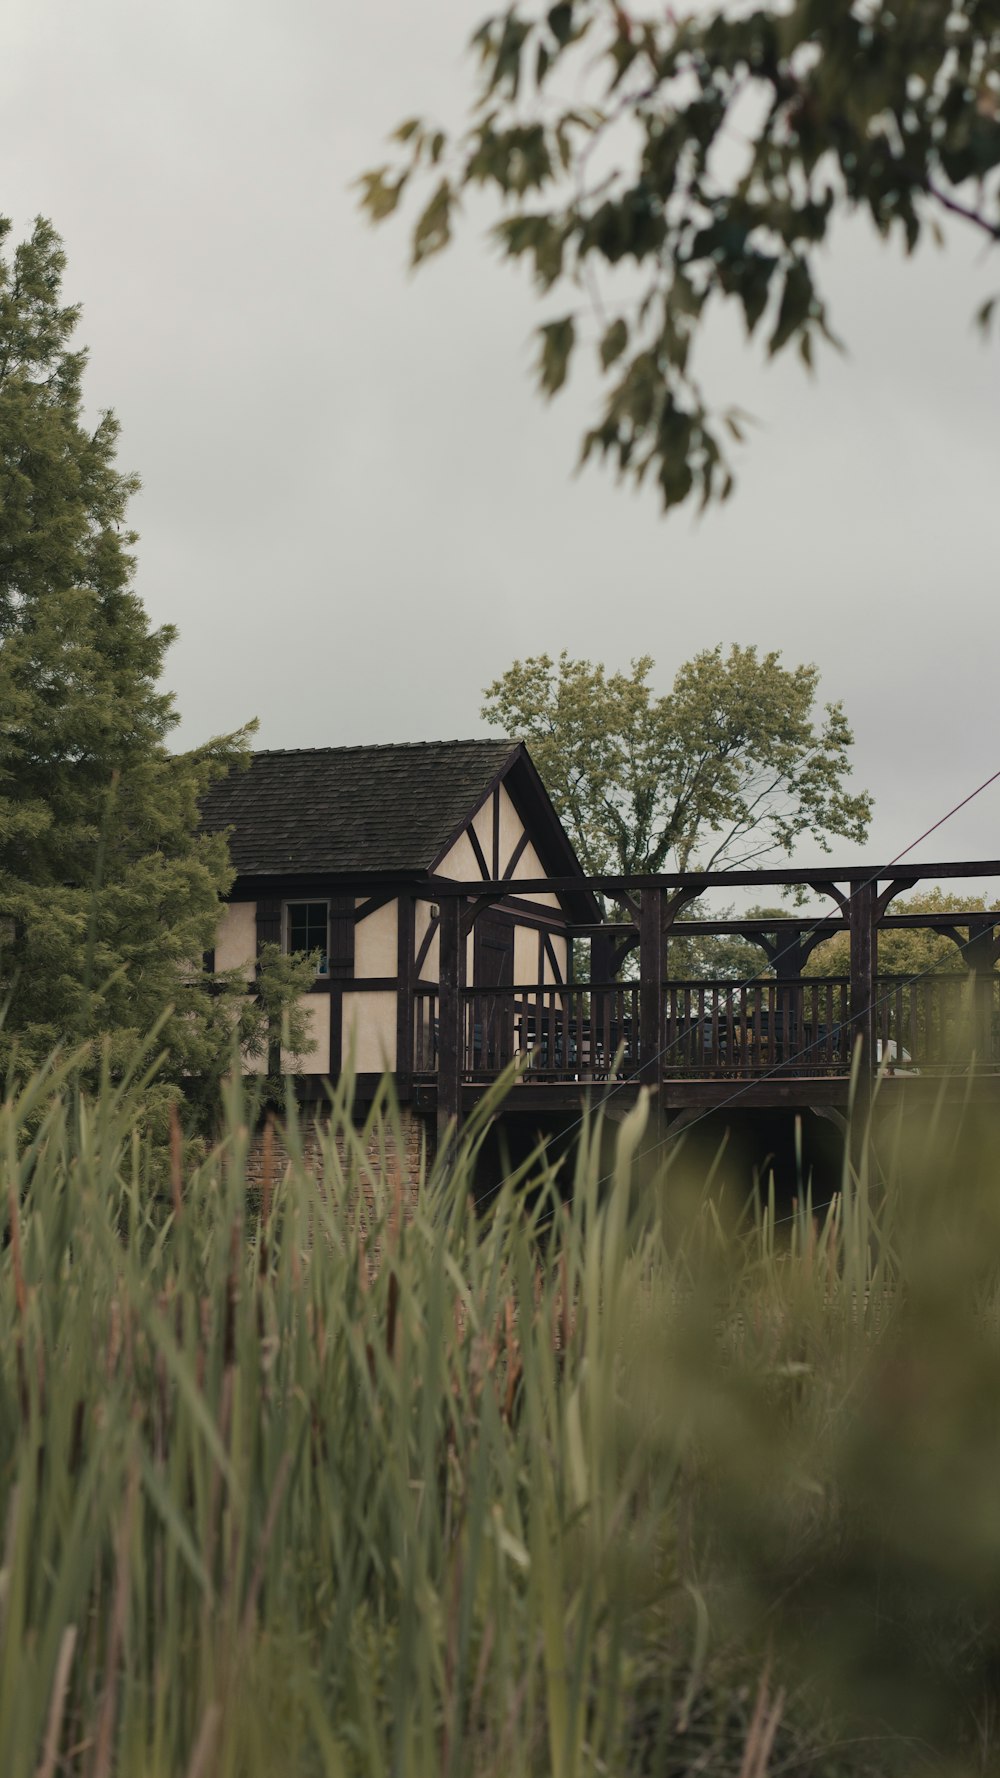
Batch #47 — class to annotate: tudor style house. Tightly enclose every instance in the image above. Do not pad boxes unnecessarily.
[200,739,599,1103]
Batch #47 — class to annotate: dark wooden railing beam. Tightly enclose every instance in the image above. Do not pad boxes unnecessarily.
[425,859,1000,897]
[638,888,665,1094]
[874,877,918,919]
[573,912,1000,939]
[849,881,877,1119]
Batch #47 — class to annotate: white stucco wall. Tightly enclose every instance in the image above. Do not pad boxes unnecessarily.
[425,783,572,990]
[281,994,330,1075]
[355,898,397,977]
[513,926,569,985]
[342,991,397,1073]
[438,828,481,881]
[497,784,561,909]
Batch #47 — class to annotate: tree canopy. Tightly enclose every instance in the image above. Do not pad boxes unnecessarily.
[0,217,310,1121]
[805,887,1000,978]
[482,645,871,879]
[360,1,1000,511]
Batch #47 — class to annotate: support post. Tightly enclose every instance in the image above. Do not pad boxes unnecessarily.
[639,889,666,1148]
[591,928,615,986]
[772,931,806,1066]
[772,931,805,980]
[639,888,665,1083]
[437,896,464,1149]
[395,892,414,1092]
[848,880,876,1161]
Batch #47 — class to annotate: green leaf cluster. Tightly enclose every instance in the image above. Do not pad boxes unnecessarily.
[805,886,1000,979]
[359,0,1000,511]
[482,646,871,893]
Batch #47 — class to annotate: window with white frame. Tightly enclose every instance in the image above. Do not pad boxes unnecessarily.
[285,901,329,976]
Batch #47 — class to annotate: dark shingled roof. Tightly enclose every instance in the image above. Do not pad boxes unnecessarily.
[200,740,522,877]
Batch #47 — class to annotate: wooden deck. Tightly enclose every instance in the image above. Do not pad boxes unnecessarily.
[410,860,1000,1137]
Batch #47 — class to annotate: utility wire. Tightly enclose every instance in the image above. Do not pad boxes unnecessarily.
[614,905,1000,1187]
[473,761,1000,1207]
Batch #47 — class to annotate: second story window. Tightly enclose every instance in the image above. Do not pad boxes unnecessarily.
[286,901,329,977]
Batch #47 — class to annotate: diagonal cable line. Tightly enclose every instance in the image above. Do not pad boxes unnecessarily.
[472,761,1000,1207]
[595,902,1000,1191]
[581,761,1000,1102]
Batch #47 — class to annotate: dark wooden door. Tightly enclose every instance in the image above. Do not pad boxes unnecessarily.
[473,917,514,1071]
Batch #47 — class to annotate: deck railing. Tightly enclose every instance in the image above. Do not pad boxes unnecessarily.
[412,974,1000,1084]
[875,972,1000,1070]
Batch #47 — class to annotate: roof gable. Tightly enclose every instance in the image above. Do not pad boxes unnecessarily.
[200,739,523,878]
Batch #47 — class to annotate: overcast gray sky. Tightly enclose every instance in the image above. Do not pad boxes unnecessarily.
[3,0,999,885]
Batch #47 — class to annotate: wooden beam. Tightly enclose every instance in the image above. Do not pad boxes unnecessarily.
[874,877,918,920]
[414,908,439,978]
[591,928,616,984]
[501,828,531,880]
[328,895,354,1080]
[573,912,1000,938]
[353,889,397,924]
[460,893,506,939]
[638,887,665,1092]
[612,933,640,974]
[848,881,877,1154]
[662,888,702,928]
[437,896,464,1148]
[329,984,343,1082]
[811,881,849,914]
[543,931,565,985]
[425,860,1000,896]
[467,823,491,881]
[396,893,414,1087]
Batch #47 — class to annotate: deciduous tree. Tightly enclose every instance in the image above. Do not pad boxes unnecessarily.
[360,1,1000,510]
[804,887,998,978]
[482,645,871,879]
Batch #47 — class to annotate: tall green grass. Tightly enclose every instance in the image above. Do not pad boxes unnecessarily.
[2,1055,1000,1775]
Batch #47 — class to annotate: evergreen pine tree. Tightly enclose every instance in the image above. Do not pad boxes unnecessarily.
[0,216,308,1118]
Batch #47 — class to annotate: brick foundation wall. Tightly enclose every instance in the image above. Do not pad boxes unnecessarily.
[244,1103,433,1230]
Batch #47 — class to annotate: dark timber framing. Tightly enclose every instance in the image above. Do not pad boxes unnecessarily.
[419,860,1000,1132]
[233,860,1000,1124]
[208,744,1000,1142]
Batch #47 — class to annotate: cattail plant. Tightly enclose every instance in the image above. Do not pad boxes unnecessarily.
[1,1053,999,1775]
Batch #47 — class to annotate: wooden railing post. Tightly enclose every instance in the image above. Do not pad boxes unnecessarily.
[848,882,876,1146]
[639,888,666,1088]
[591,928,615,985]
[395,891,414,1089]
[437,896,464,1148]
[773,932,805,980]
